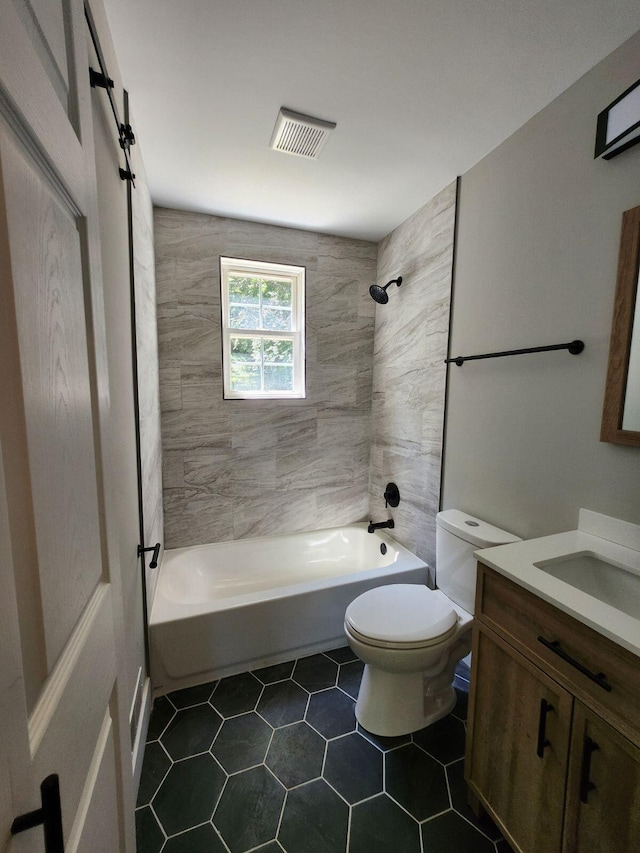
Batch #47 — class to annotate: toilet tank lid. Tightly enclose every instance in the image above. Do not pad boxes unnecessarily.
[436,510,521,548]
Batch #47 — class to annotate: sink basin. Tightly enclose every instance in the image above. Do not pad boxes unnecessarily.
[475,510,640,657]
[534,551,640,620]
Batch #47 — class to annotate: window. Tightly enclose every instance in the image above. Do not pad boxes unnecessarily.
[220,257,306,399]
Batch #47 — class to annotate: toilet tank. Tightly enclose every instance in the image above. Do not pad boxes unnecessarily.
[436,510,521,614]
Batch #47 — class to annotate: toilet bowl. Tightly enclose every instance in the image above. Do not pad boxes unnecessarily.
[344,510,520,736]
[345,585,473,735]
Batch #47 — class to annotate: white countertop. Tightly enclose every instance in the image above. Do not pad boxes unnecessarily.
[474,511,640,659]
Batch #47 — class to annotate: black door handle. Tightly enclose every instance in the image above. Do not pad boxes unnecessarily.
[11,774,64,852]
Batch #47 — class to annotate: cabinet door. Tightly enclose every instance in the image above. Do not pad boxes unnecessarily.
[563,702,640,853]
[466,625,573,853]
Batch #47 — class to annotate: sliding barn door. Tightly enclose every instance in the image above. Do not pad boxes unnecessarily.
[0,0,132,850]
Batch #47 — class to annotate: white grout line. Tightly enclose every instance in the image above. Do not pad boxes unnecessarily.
[208,818,232,853]
[455,809,501,844]
[148,802,167,841]
[348,790,383,808]
[443,761,454,809]
[321,775,352,808]
[345,803,353,852]
[145,651,476,853]
[419,806,452,825]
[320,737,329,777]
[160,820,210,842]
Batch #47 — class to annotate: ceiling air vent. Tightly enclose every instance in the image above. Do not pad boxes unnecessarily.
[269,108,336,159]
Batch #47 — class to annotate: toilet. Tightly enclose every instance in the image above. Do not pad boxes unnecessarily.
[344,510,520,736]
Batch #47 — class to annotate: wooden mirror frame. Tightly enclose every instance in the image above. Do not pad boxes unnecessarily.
[601,204,640,446]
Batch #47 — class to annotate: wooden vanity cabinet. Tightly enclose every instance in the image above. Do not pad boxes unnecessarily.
[466,563,640,853]
[563,702,640,853]
[468,625,572,851]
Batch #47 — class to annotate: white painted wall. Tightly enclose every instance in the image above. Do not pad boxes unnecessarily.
[442,30,640,540]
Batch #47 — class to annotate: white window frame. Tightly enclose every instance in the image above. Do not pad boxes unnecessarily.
[220,256,306,399]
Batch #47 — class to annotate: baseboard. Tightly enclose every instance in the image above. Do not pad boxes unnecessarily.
[131,676,152,797]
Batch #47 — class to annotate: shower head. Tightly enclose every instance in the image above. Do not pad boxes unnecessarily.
[369,276,402,304]
[369,284,390,304]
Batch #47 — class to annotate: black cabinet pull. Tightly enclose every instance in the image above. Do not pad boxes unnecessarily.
[11,774,64,852]
[536,698,554,758]
[537,637,612,692]
[579,736,599,804]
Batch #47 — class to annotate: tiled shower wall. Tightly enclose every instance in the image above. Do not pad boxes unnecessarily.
[131,144,164,603]
[154,209,377,547]
[368,182,457,573]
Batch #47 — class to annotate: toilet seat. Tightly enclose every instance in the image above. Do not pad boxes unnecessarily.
[345,584,458,650]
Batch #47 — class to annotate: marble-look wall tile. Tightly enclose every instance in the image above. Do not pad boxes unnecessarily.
[154,209,227,261]
[315,482,370,530]
[317,321,375,366]
[230,451,278,497]
[229,409,279,451]
[160,379,182,413]
[307,366,361,407]
[368,182,457,573]
[231,490,318,541]
[274,410,318,450]
[183,449,233,494]
[317,413,370,450]
[181,382,220,409]
[163,489,234,549]
[275,446,354,491]
[162,450,185,488]
[132,141,164,606]
[161,406,231,447]
[155,208,377,547]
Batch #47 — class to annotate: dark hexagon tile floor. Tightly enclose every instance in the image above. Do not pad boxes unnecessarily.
[257,679,309,727]
[324,731,383,804]
[213,765,285,852]
[161,703,222,761]
[306,687,356,738]
[292,653,338,692]
[265,721,325,788]
[136,652,509,852]
[211,712,272,773]
[279,778,349,853]
[385,743,450,821]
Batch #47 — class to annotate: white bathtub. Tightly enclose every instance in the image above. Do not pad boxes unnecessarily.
[149,523,428,695]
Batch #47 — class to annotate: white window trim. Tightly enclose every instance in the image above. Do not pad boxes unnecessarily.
[220,256,306,399]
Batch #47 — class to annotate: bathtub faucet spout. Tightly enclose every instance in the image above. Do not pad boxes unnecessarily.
[367,519,395,534]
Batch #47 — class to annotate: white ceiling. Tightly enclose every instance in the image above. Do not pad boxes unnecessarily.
[103,1,640,241]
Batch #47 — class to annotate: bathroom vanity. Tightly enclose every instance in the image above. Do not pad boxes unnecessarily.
[464,511,640,853]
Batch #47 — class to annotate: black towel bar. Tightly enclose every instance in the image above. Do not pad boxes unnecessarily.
[444,340,584,366]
